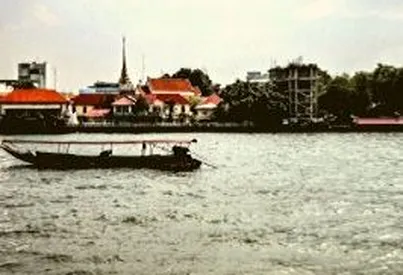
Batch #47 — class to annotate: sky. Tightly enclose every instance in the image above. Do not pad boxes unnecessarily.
[1,0,403,92]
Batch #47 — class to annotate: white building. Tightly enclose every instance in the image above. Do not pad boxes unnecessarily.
[195,94,222,121]
[79,81,121,95]
[18,62,55,89]
[246,71,270,83]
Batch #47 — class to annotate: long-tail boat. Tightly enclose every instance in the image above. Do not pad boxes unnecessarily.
[0,139,201,171]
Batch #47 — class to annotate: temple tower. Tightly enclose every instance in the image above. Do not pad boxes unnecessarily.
[119,37,133,91]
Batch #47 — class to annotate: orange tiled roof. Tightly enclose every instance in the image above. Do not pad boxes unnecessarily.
[112,96,136,106]
[86,109,111,118]
[0,89,68,104]
[148,78,194,93]
[144,94,157,104]
[203,93,222,105]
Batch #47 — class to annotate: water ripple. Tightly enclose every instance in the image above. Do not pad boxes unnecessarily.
[0,132,402,274]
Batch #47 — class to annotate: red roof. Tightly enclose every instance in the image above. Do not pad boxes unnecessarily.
[193,86,202,96]
[156,94,189,105]
[354,117,403,125]
[148,78,194,93]
[203,93,222,105]
[0,89,68,104]
[86,109,111,118]
[144,94,157,104]
[72,94,115,106]
[112,96,136,106]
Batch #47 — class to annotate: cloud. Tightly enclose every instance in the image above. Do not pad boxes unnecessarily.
[296,0,341,21]
[32,3,60,27]
[296,0,403,22]
[3,0,403,90]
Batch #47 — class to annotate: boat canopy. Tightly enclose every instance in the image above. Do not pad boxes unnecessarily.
[1,139,197,146]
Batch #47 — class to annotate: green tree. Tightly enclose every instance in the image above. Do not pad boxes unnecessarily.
[172,68,213,96]
[133,95,149,115]
[188,95,203,113]
[350,72,372,116]
[11,81,36,89]
[318,74,354,120]
[217,80,287,126]
[371,64,403,115]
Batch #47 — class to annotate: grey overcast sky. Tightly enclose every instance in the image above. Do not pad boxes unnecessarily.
[1,0,403,91]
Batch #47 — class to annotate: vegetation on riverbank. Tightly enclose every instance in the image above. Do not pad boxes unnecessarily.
[211,63,403,126]
[319,64,403,120]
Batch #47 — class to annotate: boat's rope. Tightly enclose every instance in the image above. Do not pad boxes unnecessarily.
[190,151,219,169]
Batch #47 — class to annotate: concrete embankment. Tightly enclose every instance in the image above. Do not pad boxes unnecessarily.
[1,122,402,135]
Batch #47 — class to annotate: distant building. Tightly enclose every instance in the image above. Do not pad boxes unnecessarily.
[71,93,115,121]
[0,79,36,92]
[79,81,120,94]
[143,78,201,97]
[269,63,322,123]
[112,95,137,117]
[136,78,201,122]
[0,88,68,119]
[195,94,222,121]
[246,71,270,83]
[18,62,53,89]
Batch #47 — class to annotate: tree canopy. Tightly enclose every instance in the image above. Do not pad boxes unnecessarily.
[172,68,214,96]
[215,80,287,127]
[318,64,403,119]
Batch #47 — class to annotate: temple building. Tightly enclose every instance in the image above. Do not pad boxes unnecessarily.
[118,37,134,92]
[0,88,68,132]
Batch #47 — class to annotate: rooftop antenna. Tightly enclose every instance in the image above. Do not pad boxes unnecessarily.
[270,58,275,69]
[141,54,145,83]
[53,66,57,90]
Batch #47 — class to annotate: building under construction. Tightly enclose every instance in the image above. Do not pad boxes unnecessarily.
[269,63,323,123]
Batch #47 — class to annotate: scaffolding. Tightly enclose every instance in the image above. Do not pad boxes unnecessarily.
[269,63,321,123]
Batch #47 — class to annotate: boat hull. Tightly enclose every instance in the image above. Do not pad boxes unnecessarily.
[1,146,201,171]
[0,143,36,163]
[33,152,201,171]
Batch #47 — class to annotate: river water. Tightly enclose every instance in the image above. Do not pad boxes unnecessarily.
[0,133,402,275]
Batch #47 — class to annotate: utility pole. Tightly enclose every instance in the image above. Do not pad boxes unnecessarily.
[141,54,145,83]
[53,67,57,90]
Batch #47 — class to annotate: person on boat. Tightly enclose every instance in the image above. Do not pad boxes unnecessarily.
[141,142,146,156]
[172,145,190,157]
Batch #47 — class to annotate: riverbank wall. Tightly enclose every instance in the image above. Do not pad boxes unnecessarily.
[1,122,402,135]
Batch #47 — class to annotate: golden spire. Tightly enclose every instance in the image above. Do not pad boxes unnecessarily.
[119,36,131,86]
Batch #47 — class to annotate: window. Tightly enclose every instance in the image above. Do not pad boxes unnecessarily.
[83,106,87,114]
[181,105,186,113]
